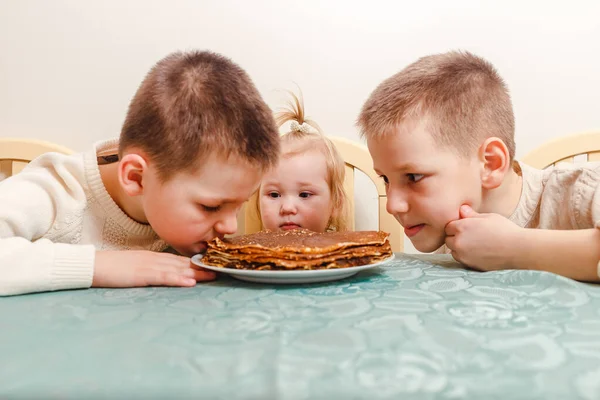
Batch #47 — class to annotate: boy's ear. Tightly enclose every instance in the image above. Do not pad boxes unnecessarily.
[478,137,511,190]
[118,153,149,196]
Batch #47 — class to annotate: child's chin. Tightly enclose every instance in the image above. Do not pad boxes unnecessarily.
[411,238,444,253]
[170,243,205,257]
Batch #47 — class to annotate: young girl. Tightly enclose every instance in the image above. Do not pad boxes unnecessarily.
[258,91,350,233]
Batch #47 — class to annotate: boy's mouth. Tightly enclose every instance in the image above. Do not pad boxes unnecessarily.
[404,224,425,238]
[280,223,301,231]
[194,241,209,254]
[175,241,208,257]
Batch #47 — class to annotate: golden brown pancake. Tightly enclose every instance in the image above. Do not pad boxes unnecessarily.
[203,229,393,270]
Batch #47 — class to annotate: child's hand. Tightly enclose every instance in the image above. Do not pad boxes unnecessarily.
[444,205,524,271]
[92,250,216,288]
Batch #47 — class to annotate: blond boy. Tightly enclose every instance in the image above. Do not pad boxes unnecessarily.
[0,51,280,296]
[358,51,600,282]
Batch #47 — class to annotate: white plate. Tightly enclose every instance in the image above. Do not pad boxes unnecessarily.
[191,254,395,284]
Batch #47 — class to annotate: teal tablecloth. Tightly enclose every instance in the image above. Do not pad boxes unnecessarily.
[2,254,600,399]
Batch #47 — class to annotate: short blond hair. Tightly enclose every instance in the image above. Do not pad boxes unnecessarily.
[257,90,350,232]
[119,51,280,181]
[357,51,515,159]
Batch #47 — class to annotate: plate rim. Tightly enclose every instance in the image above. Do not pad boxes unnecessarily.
[190,253,395,277]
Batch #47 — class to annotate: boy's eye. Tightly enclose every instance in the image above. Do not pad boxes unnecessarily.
[268,192,280,198]
[379,175,389,185]
[201,204,221,213]
[299,192,312,198]
[407,173,424,183]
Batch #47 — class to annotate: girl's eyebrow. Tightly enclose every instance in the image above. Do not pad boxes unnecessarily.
[297,182,320,187]
[260,181,280,188]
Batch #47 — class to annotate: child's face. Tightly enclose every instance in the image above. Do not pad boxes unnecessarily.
[142,154,262,256]
[367,119,483,253]
[259,150,333,232]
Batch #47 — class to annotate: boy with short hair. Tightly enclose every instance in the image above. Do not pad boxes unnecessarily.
[358,50,600,282]
[0,50,280,296]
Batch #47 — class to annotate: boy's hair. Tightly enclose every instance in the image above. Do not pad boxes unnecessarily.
[119,50,280,180]
[357,50,516,160]
[258,90,350,232]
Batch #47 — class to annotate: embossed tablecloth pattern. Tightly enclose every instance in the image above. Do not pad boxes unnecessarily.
[1,254,600,400]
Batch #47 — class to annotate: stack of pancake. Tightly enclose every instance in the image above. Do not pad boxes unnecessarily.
[202,229,393,270]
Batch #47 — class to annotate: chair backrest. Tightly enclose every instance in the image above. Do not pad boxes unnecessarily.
[521,130,600,169]
[0,138,74,178]
[240,136,404,252]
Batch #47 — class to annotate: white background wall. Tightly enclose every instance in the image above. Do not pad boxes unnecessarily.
[1,0,599,251]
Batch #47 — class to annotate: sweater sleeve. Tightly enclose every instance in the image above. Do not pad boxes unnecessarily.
[583,166,600,279]
[0,154,96,296]
[594,208,600,279]
[0,237,95,296]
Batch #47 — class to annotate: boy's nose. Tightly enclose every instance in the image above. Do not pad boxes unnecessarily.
[386,188,409,215]
[215,213,238,236]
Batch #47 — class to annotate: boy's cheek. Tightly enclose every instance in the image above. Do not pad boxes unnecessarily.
[425,204,460,227]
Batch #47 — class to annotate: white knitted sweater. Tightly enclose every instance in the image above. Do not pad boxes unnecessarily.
[0,139,167,296]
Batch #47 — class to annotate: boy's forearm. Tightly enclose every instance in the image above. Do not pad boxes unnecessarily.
[512,228,600,282]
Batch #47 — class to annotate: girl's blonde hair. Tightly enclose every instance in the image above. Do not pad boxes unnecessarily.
[257,90,350,232]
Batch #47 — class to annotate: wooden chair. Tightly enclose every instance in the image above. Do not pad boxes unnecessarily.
[521,130,600,169]
[0,138,74,178]
[240,136,404,252]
